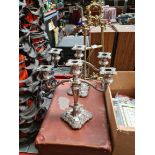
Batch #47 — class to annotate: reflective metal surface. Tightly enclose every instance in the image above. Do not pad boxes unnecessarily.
[61,104,93,129]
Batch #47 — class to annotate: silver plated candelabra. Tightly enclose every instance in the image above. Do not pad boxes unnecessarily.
[52,57,116,129]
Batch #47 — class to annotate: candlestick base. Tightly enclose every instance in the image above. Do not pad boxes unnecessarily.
[61,104,93,129]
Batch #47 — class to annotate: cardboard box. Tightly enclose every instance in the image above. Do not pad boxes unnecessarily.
[105,71,135,155]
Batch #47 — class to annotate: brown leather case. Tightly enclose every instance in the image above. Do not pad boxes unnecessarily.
[35,82,112,155]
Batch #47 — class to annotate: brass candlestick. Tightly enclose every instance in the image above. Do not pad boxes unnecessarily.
[83,24,89,80]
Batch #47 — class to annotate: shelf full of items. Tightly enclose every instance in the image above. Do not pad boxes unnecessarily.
[42,0,64,47]
[43,0,64,22]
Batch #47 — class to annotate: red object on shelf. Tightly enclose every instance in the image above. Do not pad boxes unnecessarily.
[19,54,28,87]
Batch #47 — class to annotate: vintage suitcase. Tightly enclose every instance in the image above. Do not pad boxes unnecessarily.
[35,82,112,155]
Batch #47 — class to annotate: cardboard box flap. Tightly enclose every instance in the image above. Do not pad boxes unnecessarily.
[105,87,118,144]
[118,126,135,132]
[110,71,135,97]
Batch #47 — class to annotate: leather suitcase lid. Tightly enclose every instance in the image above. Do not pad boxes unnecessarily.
[35,82,112,155]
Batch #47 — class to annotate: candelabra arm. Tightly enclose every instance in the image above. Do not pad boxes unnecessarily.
[86,45,103,50]
[55,79,71,88]
[80,79,105,92]
[48,79,71,94]
[82,60,99,72]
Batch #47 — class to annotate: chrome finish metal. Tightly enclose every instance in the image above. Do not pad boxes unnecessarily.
[48,48,62,55]
[99,67,117,90]
[48,48,62,65]
[66,59,83,67]
[72,45,85,59]
[61,103,93,129]
[36,65,53,72]
[98,52,111,66]
[37,68,54,81]
[71,45,90,97]
[99,67,116,75]
[60,59,93,129]
[98,52,111,59]
[72,45,85,51]
[67,82,90,97]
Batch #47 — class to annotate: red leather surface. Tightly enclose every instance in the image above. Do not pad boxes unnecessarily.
[19,153,38,155]
[35,82,112,155]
